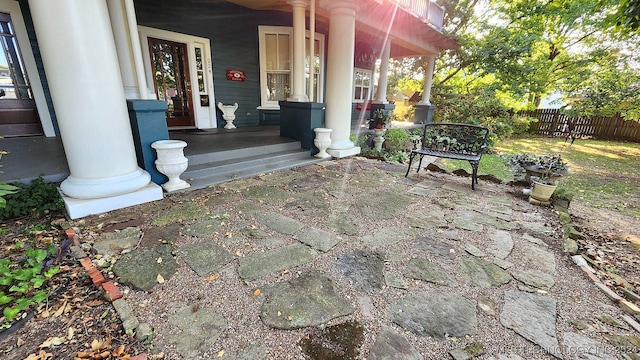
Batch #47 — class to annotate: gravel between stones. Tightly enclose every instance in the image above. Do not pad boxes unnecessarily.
[104,157,635,359]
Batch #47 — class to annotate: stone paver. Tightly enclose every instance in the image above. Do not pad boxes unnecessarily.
[112,244,177,291]
[255,211,306,235]
[178,240,235,277]
[294,226,341,252]
[500,290,561,358]
[164,306,227,359]
[388,290,477,338]
[238,243,314,281]
[260,271,353,329]
[368,326,422,360]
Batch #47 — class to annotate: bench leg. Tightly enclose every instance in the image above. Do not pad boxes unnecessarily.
[405,153,416,177]
[469,160,479,190]
[416,155,424,174]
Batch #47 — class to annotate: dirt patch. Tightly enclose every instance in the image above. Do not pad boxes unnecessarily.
[570,200,640,291]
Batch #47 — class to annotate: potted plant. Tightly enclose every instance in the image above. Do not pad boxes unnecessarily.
[369,109,392,130]
[506,152,569,204]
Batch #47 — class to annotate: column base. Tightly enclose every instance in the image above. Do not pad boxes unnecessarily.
[61,182,163,219]
[327,146,361,158]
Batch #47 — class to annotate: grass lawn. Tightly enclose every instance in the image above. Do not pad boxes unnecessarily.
[435,136,640,219]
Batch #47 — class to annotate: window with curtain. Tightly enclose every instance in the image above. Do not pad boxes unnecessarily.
[258,26,324,108]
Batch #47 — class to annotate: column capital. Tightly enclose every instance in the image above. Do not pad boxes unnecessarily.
[319,0,359,14]
[287,0,309,7]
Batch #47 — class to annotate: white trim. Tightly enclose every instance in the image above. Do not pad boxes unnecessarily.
[137,26,217,129]
[0,0,55,137]
[258,25,325,108]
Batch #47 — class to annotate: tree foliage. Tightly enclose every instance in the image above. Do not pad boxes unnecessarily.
[391,0,640,123]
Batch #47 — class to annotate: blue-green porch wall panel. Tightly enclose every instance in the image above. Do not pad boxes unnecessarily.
[134,1,298,128]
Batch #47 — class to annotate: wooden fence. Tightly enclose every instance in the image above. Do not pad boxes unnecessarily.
[523,109,640,142]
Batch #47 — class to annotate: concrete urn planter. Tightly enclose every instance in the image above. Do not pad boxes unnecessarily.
[313,128,332,158]
[151,140,190,192]
[217,102,238,129]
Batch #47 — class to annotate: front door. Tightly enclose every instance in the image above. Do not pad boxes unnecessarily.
[148,37,195,127]
[0,12,42,137]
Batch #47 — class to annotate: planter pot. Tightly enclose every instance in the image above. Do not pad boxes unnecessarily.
[529,181,557,202]
[151,140,190,192]
[313,128,332,158]
[217,102,238,129]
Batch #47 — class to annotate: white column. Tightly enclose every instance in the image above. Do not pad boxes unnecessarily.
[28,0,161,217]
[107,0,138,99]
[374,39,391,104]
[320,0,360,158]
[107,0,148,99]
[419,55,436,105]
[287,0,309,102]
[308,0,315,102]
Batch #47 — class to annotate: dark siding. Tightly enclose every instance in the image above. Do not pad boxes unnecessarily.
[18,0,59,135]
[135,1,299,128]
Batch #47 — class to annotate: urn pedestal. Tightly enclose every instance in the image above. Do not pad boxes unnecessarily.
[151,140,190,192]
[373,128,385,152]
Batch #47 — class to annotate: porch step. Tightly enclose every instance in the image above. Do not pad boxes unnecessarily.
[182,142,325,190]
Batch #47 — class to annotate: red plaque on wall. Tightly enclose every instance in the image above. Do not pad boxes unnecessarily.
[226,69,246,82]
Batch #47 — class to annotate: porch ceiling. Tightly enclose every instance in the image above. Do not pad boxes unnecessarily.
[226,0,458,57]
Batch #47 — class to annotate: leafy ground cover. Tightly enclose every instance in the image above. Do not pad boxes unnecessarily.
[436,136,640,219]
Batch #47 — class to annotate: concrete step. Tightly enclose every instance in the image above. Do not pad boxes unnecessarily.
[182,145,325,190]
[187,141,301,166]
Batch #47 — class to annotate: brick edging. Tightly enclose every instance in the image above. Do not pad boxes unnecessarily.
[66,228,146,359]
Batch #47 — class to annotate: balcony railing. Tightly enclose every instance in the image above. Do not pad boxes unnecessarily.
[393,0,445,31]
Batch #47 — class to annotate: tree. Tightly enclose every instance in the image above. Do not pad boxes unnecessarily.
[390,0,640,121]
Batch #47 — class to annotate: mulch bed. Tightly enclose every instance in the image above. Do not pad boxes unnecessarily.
[0,215,146,360]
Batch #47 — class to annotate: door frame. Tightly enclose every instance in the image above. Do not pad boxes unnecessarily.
[0,0,54,137]
[138,26,217,129]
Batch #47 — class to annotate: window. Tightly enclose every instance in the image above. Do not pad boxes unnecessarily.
[353,68,371,102]
[258,26,324,108]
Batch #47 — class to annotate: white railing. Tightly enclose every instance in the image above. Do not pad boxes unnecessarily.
[392,0,445,31]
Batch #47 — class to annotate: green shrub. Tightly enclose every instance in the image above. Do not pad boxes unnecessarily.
[0,176,65,220]
[431,88,537,147]
[382,128,411,153]
[0,182,18,210]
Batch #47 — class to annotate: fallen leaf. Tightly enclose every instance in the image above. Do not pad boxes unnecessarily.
[17,338,25,347]
[157,274,165,284]
[156,257,162,264]
[67,327,74,340]
[217,350,225,357]
[40,337,65,348]
[253,289,261,297]
[26,350,54,360]
[112,345,125,356]
[53,301,67,317]
[206,274,220,281]
[91,339,101,351]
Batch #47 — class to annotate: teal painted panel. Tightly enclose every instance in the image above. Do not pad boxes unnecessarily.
[135,1,318,128]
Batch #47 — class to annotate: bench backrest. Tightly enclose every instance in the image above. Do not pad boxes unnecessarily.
[420,123,489,155]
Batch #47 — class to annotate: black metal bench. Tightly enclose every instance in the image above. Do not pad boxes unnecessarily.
[404,123,490,190]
